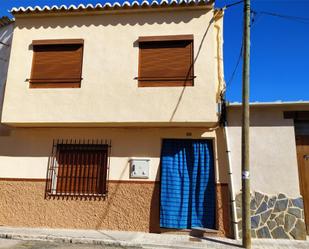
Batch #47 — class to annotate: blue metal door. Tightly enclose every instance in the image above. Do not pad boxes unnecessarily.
[160,139,215,229]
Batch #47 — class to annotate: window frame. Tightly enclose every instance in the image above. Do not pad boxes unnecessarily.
[137,34,194,87]
[45,140,111,198]
[29,39,84,89]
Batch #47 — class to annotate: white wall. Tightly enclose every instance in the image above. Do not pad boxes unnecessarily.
[227,106,301,197]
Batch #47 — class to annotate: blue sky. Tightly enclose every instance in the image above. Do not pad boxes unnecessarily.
[216,0,309,102]
[0,0,308,102]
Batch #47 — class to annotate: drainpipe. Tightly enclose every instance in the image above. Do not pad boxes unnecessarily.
[223,121,239,240]
[214,8,239,239]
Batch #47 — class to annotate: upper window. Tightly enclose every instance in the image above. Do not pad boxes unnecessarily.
[138,35,194,87]
[46,140,110,197]
[30,39,84,88]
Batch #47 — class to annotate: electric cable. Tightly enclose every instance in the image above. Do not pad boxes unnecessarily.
[252,9,309,24]
[0,41,10,46]
[221,1,309,93]
[225,0,243,9]
[226,40,243,89]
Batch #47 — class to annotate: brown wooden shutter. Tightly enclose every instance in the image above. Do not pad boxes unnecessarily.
[56,144,108,195]
[138,35,194,87]
[30,39,84,88]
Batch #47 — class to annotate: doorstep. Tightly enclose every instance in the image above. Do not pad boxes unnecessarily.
[161,227,220,238]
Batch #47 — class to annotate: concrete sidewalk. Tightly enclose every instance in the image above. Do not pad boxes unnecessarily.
[0,226,308,249]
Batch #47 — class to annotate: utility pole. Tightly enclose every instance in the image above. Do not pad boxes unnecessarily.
[242,0,251,248]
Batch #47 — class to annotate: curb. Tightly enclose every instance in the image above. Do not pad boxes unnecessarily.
[0,233,142,248]
[0,232,206,249]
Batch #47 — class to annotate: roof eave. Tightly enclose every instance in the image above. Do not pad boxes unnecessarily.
[227,101,309,108]
[0,16,14,28]
[11,1,213,16]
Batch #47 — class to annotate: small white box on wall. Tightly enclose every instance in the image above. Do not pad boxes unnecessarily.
[129,159,150,179]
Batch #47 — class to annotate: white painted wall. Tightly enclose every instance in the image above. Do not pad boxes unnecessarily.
[2,8,223,126]
[227,106,304,197]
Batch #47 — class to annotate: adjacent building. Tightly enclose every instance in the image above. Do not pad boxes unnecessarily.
[0,16,14,135]
[226,101,309,239]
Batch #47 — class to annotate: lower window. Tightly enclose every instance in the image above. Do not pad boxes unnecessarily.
[46,140,110,197]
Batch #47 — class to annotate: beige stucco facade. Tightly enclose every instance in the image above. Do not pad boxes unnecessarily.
[0,5,231,235]
[0,127,228,183]
[227,104,309,197]
[1,7,224,126]
[0,180,231,236]
[0,127,231,236]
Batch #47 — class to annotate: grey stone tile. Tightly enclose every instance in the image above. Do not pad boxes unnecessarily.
[290,219,307,240]
[268,196,277,209]
[275,213,284,226]
[256,226,271,239]
[284,214,296,233]
[288,208,302,219]
[251,215,261,229]
[271,226,290,239]
[274,199,288,213]
[278,193,287,200]
[292,198,304,209]
[261,210,272,225]
[254,192,265,208]
[267,220,277,231]
[256,202,268,215]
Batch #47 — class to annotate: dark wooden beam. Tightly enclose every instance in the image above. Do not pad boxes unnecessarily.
[284,111,309,121]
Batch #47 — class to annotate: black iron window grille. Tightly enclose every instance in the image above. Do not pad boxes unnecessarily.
[46,139,111,198]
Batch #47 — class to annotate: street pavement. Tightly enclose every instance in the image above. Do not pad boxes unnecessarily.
[0,239,141,249]
[0,227,309,249]
[1,238,309,249]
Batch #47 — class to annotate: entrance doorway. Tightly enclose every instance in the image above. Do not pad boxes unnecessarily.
[160,139,216,229]
[296,136,309,234]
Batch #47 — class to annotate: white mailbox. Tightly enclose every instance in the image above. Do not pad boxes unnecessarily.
[129,159,150,179]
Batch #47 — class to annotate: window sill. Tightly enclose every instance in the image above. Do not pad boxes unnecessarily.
[138,81,194,87]
[29,82,81,88]
[46,193,107,198]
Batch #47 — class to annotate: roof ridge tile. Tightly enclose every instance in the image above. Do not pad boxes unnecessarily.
[10,0,210,14]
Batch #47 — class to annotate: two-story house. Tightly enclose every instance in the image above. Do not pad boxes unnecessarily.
[0,1,231,237]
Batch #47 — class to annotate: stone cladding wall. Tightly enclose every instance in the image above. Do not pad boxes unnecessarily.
[236,191,306,240]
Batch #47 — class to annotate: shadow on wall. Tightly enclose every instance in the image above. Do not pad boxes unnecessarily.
[169,13,214,121]
[215,128,232,237]
[149,181,161,232]
[0,128,217,157]
[215,128,229,185]
[95,163,160,232]
[95,162,127,230]
[0,23,14,134]
[227,107,295,127]
[17,9,210,29]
